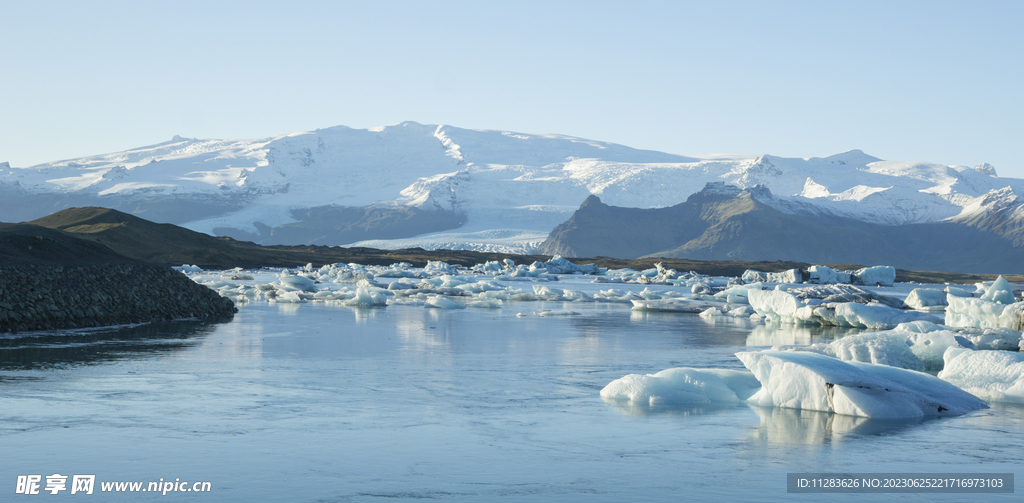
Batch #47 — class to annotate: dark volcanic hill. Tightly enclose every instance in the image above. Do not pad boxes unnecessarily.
[537,183,1024,275]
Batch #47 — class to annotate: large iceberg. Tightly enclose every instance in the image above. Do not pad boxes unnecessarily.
[938,348,1024,404]
[737,350,988,418]
[600,368,761,406]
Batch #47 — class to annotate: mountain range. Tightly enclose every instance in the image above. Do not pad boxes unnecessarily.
[2,121,1022,272]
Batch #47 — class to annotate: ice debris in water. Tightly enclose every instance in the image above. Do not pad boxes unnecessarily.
[737,350,988,419]
[600,368,761,406]
[938,348,1024,404]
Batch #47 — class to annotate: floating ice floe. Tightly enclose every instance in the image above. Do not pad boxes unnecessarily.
[737,350,988,418]
[600,368,761,406]
[938,347,1024,404]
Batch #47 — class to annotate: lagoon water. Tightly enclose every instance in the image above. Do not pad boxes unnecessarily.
[1,283,1022,502]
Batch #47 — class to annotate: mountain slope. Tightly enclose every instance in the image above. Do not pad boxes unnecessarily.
[538,184,1024,274]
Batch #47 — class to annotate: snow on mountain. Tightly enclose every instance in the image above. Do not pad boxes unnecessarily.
[2,122,1023,253]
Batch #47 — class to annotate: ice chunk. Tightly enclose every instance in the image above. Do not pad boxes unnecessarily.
[600,368,761,406]
[737,350,988,418]
[852,266,896,287]
[938,348,1024,404]
[945,295,1024,331]
[904,288,948,310]
[699,307,721,318]
[279,272,316,291]
[342,287,388,307]
[980,276,1016,304]
[271,291,307,303]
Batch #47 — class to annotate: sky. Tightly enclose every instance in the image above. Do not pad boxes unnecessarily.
[2,0,1022,176]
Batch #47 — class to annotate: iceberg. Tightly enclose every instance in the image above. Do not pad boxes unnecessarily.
[737,350,988,418]
[600,368,761,406]
[938,348,1024,404]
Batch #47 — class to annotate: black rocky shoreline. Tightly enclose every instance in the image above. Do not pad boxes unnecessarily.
[0,264,236,333]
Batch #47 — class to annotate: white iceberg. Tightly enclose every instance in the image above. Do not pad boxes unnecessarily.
[600,368,761,406]
[737,350,988,418]
[938,348,1024,404]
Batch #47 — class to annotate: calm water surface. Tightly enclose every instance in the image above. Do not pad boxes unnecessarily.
[1,299,1021,502]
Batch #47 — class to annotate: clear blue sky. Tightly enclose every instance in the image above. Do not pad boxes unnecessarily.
[2,1,1022,176]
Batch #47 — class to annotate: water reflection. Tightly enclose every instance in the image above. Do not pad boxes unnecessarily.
[747,406,924,444]
[601,399,740,418]
[0,320,219,373]
[746,323,867,347]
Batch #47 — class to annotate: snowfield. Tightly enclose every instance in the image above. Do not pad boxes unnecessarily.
[3,122,1023,252]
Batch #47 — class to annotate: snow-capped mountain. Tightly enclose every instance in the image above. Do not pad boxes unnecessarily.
[2,121,1022,254]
